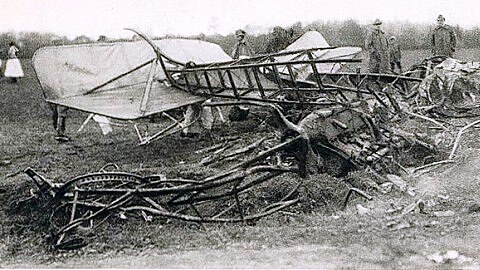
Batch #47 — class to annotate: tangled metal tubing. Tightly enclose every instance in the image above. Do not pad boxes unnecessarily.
[24,137,306,250]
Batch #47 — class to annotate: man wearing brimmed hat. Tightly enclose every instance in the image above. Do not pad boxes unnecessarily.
[231,29,254,59]
[365,19,390,73]
[431,15,457,57]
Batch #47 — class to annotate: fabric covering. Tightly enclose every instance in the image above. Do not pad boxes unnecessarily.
[275,31,362,79]
[33,39,232,120]
[418,58,480,106]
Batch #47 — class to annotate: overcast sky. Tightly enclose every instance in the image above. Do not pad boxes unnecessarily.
[1,0,479,39]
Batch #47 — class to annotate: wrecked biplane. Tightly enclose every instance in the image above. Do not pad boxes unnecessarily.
[32,30,365,143]
[26,29,448,249]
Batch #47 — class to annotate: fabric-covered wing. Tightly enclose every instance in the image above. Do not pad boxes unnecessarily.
[275,31,362,79]
[33,39,232,120]
[50,82,205,120]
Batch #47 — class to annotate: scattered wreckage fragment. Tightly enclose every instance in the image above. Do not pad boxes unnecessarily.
[268,99,440,176]
[368,55,480,117]
[23,137,303,250]
[410,57,480,116]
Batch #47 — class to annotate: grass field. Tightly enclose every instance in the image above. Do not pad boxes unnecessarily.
[1,50,480,268]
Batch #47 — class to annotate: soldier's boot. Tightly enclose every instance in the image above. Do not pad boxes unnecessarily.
[55,116,71,142]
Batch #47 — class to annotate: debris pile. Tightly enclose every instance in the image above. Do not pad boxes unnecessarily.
[416,58,480,116]
[23,144,301,250]
[21,57,480,251]
[268,79,442,176]
[270,57,480,176]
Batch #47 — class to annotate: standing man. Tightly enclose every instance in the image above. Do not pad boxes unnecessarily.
[231,29,254,59]
[229,29,253,121]
[389,36,402,73]
[431,15,457,57]
[365,19,390,73]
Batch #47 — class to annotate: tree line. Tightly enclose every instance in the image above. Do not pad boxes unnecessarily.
[4,20,480,59]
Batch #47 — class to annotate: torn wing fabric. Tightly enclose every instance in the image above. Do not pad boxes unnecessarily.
[283,31,330,51]
[418,58,480,105]
[32,39,232,120]
[92,115,113,135]
[275,31,362,79]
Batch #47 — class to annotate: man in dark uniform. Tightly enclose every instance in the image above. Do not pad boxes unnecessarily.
[365,19,390,73]
[431,15,457,57]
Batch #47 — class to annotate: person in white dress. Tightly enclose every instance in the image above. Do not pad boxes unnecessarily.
[4,41,24,83]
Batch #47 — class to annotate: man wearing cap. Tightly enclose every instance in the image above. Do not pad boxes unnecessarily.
[365,19,390,73]
[431,15,457,57]
[231,29,254,59]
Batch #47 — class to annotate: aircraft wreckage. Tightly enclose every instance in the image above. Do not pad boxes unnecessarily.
[24,29,480,249]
